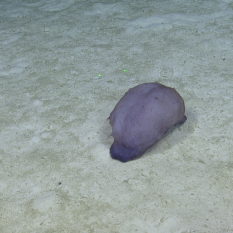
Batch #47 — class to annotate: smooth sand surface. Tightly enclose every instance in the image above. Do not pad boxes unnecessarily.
[1,0,233,232]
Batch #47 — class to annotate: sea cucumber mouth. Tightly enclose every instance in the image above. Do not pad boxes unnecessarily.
[110,141,142,162]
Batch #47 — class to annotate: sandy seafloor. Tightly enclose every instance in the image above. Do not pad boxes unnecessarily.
[0,0,233,232]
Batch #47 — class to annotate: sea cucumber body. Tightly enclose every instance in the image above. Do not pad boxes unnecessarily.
[109,82,186,162]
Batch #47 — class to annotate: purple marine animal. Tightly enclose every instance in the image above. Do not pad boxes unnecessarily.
[108,82,187,162]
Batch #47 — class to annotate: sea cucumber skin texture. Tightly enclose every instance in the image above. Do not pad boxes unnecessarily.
[108,82,187,162]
